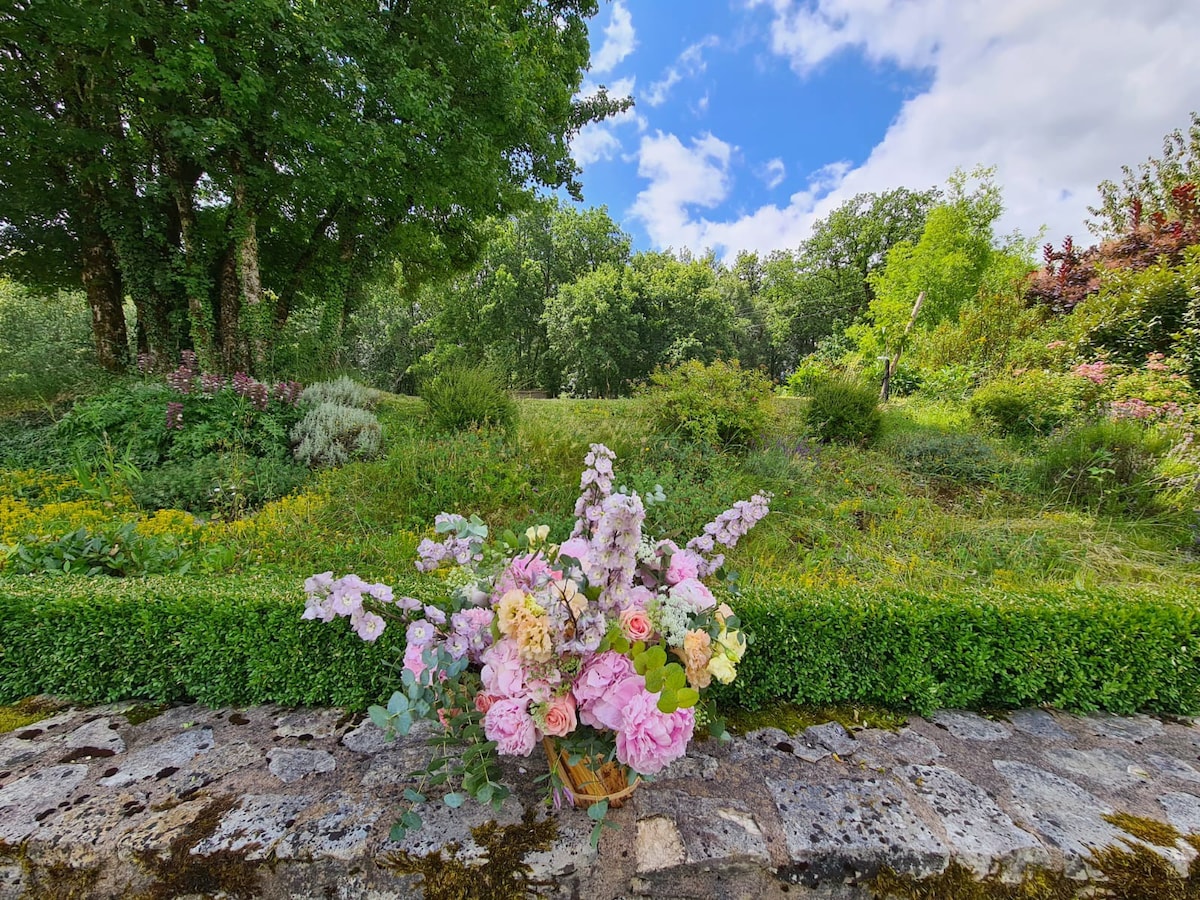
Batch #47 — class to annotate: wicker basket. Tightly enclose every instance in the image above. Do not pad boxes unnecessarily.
[542,738,641,809]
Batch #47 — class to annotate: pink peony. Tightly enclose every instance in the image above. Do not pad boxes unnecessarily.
[484,698,537,756]
[557,536,591,567]
[480,638,530,699]
[578,674,644,731]
[669,578,716,613]
[665,550,701,585]
[573,651,635,708]
[620,607,655,642]
[541,693,578,738]
[615,689,695,775]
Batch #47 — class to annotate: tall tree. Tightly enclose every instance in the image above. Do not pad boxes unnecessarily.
[0,0,627,373]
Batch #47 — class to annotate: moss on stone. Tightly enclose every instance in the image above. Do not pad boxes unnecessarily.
[379,806,558,900]
[724,702,908,735]
[1103,812,1183,848]
[871,861,1075,898]
[122,703,171,726]
[0,696,66,734]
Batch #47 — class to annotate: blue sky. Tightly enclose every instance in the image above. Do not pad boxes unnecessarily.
[571,0,1200,260]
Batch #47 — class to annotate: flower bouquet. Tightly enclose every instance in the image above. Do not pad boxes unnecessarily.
[302,444,770,843]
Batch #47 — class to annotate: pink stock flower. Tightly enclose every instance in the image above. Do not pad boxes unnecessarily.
[615,689,695,775]
[620,607,655,642]
[481,638,530,699]
[665,550,701,585]
[484,698,538,756]
[541,693,577,738]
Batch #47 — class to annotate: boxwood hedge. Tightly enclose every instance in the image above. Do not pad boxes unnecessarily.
[1,576,1197,715]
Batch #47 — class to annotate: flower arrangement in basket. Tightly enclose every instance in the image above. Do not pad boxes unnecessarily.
[302,444,770,844]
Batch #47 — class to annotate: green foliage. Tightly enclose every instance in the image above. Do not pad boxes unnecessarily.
[0,281,105,411]
[130,454,309,518]
[1072,249,1200,369]
[1034,419,1173,514]
[805,374,882,445]
[420,367,518,434]
[883,430,1003,483]
[969,372,1081,437]
[299,376,382,410]
[719,585,1200,715]
[4,577,1200,717]
[6,523,188,577]
[291,402,383,468]
[642,360,773,449]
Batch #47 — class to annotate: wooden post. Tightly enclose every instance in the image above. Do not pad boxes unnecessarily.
[881,290,925,401]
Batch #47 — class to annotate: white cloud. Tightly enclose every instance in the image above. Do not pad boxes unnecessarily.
[646,36,719,107]
[591,1,637,74]
[759,157,787,189]
[629,132,735,250]
[639,0,1200,255]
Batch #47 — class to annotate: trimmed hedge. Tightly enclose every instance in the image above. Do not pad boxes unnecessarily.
[2,577,1199,715]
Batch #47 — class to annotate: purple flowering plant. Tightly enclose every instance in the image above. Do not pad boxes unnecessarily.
[303,444,771,844]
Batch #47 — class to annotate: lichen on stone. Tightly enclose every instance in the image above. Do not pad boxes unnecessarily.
[379,806,558,900]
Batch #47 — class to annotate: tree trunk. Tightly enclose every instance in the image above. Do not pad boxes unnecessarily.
[215,162,266,373]
[79,226,130,373]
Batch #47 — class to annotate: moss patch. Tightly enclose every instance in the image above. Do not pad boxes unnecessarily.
[379,806,558,899]
[1103,812,1183,847]
[871,860,1075,899]
[724,702,908,736]
[0,696,66,734]
[122,703,171,726]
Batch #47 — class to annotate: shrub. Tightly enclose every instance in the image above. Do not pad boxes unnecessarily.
[805,374,881,445]
[969,371,1080,437]
[420,366,517,434]
[1034,419,1172,514]
[643,359,773,449]
[3,578,1199,716]
[299,375,382,410]
[883,430,1001,483]
[5,522,188,577]
[131,454,310,518]
[291,402,383,468]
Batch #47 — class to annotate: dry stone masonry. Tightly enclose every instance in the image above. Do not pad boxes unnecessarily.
[1,701,1199,898]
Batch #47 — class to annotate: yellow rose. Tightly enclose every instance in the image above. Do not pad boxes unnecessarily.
[722,628,747,662]
[706,652,737,685]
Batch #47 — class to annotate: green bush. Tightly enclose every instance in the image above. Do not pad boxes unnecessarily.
[291,401,383,468]
[6,523,188,577]
[883,430,1001,483]
[1034,418,1172,514]
[643,360,773,449]
[420,366,517,434]
[805,374,881,445]
[2,578,1199,716]
[130,454,310,517]
[969,371,1080,437]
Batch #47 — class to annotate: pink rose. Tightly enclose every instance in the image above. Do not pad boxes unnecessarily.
[620,608,655,642]
[481,638,530,699]
[475,692,497,714]
[484,698,537,756]
[615,689,695,775]
[665,550,701,585]
[541,693,577,738]
[579,674,644,731]
[669,578,716,613]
